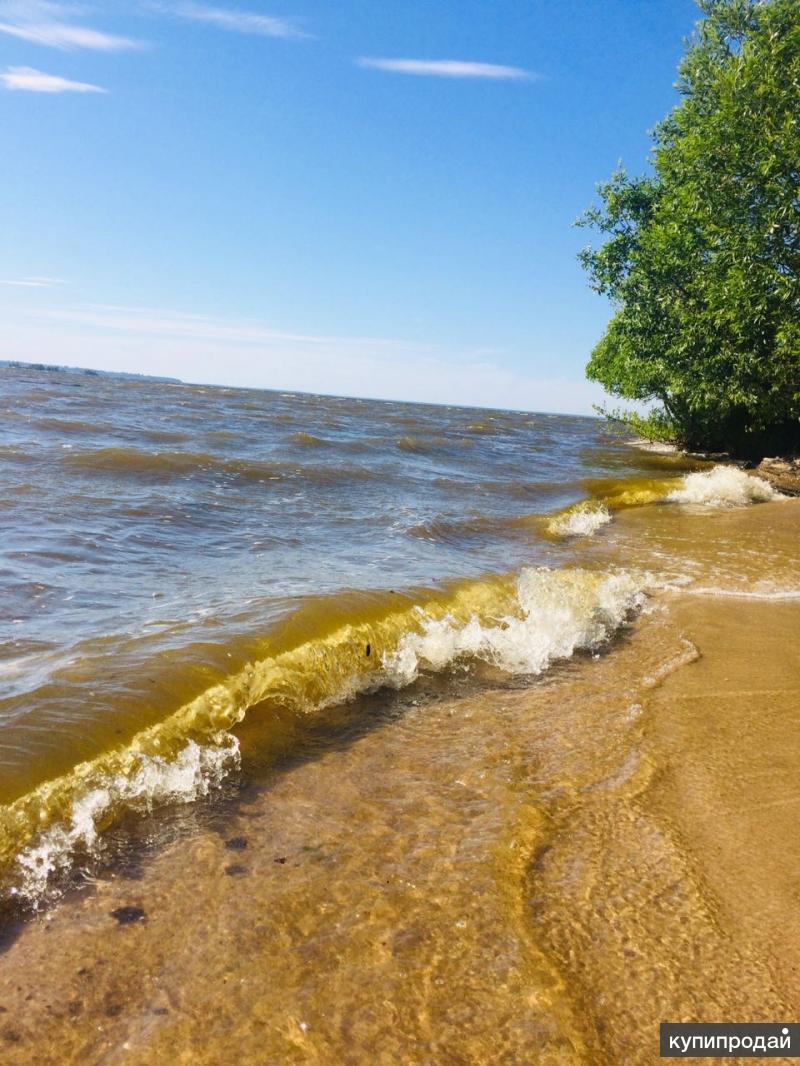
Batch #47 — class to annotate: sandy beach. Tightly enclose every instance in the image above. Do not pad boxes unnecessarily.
[2,0,798,1060]
[1,497,797,1065]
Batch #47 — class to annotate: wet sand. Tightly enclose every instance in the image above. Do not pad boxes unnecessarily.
[532,595,800,1064]
[1,502,799,1064]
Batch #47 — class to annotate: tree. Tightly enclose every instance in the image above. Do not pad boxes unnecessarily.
[578,0,800,457]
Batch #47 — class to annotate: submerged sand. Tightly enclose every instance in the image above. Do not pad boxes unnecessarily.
[1,500,798,1065]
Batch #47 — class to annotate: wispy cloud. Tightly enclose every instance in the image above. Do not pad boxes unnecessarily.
[0,65,105,92]
[25,303,421,349]
[166,2,309,39]
[0,275,68,286]
[0,1,143,50]
[0,21,140,49]
[357,58,534,81]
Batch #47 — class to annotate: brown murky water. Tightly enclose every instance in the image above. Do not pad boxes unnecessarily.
[2,364,701,899]
[1,495,798,1064]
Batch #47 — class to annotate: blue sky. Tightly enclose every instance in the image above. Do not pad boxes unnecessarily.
[1,0,699,413]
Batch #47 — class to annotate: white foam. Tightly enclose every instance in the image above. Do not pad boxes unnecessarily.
[685,586,800,601]
[548,504,612,538]
[383,568,644,685]
[629,438,678,454]
[668,466,779,507]
[14,737,239,902]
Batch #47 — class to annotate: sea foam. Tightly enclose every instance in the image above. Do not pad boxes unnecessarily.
[668,466,779,506]
[547,504,613,538]
[14,739,240,902]
[384,568,644,684]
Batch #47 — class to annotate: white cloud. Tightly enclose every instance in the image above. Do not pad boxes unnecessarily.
[0,1,143,50]
[0,275,67,286]
[24,303,430,349]
[0,301,606,416]
[0,20,141,49]
[167,3,309,39]
[0,65,105,91]
[357,58,534,80]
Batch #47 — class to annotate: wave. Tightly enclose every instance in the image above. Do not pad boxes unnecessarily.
[465,422,499,435]
[546,503,612,538]
[546,465,781,540]
[397,435,471,455]
[14,740,238,902]
[385,568,643,682]
[430,476,569,501]
[0,444,37,464]
[666,466,779,506]
[62,446,276,479]
[405,513,514,544]
[406,505,573,545]
[1,566,645,902]
[408,466,781,551]
[59,447,384,486]
[542,476,679,540]
[288,432,332,448]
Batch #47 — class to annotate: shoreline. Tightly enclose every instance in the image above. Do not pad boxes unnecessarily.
[629,437,800,496]
[1,498,798,1064]
[532,592,800,1063]
[754,456,800,496]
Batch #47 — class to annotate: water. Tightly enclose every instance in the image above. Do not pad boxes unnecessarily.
[2,364,799,1064]
[0,364,788,903]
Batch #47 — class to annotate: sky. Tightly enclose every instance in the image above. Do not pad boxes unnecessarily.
[0,0,700,414]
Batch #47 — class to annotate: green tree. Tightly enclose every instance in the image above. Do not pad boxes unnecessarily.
[579,0,800,457]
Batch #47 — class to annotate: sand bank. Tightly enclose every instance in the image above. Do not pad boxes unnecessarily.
[1,501,798,1065]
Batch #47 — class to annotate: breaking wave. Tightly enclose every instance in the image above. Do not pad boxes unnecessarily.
[545,465,781,540]
[408,465,780,552]
[667,466,779,506]
[13,740,239,901]
[546,503,613,538]
[2,566,645,902]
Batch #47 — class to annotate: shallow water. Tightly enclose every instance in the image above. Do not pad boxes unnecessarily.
[1,501,798,1065]
[2,364,799,1064]
[0,364,700,897]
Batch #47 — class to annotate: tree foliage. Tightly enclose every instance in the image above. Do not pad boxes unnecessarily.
[579,0,800,456]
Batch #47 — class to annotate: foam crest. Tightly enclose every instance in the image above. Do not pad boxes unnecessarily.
[547,503,612,538]
[13,738,240,901]
[668,466,779,506]
[384,569,644,685]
